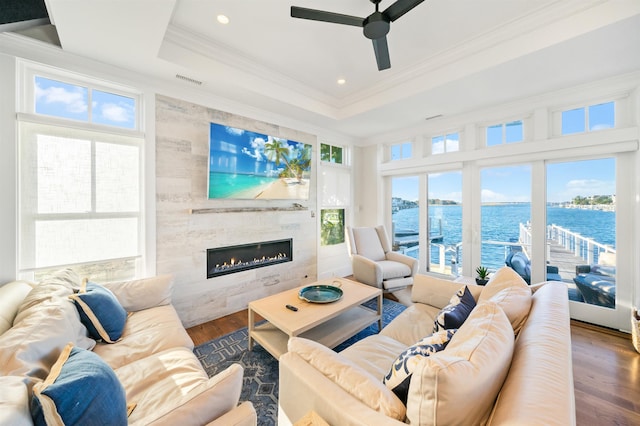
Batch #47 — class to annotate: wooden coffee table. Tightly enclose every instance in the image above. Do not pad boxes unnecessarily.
[248,277,382,359]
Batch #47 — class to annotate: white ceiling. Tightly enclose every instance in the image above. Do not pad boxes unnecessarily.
[44,0,640,142]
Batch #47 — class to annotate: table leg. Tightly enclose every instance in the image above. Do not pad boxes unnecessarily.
[248,307,255,351]
[377,293,383,331]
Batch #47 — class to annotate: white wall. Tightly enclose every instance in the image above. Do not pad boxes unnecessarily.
[0,53,16,283]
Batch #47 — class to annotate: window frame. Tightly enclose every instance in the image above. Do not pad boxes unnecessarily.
[17,61,145,281]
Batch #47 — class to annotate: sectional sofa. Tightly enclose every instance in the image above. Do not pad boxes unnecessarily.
[279,267,575,425]
[0,269,256,425]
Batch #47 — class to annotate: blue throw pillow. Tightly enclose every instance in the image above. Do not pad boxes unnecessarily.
[31,343,128,426]
[433,285,476,333]
[70,279,127,343]
[383,329,457,404]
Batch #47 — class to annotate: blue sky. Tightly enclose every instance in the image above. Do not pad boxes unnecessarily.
[35,76,135,129]
[209,123,309,176]
[394,158,615,203]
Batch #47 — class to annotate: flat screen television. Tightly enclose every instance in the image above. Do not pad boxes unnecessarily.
[208,122,312,200]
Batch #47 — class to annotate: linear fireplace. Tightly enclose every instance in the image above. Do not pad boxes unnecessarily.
[207,238,293,279]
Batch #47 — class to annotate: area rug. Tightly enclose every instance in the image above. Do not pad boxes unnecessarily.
[194,298,407,426]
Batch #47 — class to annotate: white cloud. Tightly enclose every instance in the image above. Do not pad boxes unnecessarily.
[100,103,131,123]
[566,179,612,193]
[432,140,445,154]
[481,189,508,203]
[243,136,266,161]
[35,83,87,114]
[226,127,245,136]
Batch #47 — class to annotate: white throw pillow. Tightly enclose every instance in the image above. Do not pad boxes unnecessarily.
[479,266,532,333]
[288,337,406,420]
[405,302,515,426]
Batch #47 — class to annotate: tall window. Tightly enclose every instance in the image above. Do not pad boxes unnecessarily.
[18,66,143,281]
[428,172,462,275]
[392,176,419,260]
[547,158,616,309]
[431,132,459,155]
[480,165,531,276]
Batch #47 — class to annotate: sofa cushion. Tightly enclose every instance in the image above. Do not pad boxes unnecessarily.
[479,266,532,332]
[340,334,409,379]
[0,295,95,384]
[383,329,456,405]
[102,274,173,312]
[0,376,31,426]
[0,281,34,335]
[380,303,441,347]
[69,279,127,343]
[31,343,128,426]
[433,285,476,332]
[115,347,242,425]
[92,304,194,369]
[406,302,514,425]
[288,337,406,421]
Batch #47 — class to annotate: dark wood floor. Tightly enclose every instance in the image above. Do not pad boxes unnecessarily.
[187,311,640,426]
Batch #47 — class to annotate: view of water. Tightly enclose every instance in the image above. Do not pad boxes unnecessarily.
[209,172,278,199]
[393,204,616,271]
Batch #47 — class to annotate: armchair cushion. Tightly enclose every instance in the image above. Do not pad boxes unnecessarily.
[378,260,412,280]
[351,227,386,261]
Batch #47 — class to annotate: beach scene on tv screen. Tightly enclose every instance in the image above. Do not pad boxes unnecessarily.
[208,123,312,199]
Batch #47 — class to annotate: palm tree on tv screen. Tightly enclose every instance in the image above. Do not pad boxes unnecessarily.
[264,138,310,182]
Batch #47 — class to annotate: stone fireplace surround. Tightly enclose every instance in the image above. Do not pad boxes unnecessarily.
[155,95,318,328]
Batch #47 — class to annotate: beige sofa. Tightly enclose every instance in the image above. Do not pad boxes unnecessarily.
[279,268,575,425]
[0,269,256,426]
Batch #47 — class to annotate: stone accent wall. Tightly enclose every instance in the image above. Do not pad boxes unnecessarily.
[155,95,318,327]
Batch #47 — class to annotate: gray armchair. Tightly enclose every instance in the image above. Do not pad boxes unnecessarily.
[346,225,418,291]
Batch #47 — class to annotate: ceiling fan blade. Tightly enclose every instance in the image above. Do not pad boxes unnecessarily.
[291,6,363,27]
[383,0,425,22]
[372,37,391,71]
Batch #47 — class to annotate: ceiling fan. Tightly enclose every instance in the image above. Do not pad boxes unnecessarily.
[291,0,425,71]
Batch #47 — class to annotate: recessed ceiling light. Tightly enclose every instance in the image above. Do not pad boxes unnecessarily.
[337,78,346,85]
[217,14,230,24]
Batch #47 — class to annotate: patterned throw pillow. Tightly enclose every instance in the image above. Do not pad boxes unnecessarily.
[384,329,457,404]
[433,285,476,333]
[31,343,128,426]
[69,279,127,343]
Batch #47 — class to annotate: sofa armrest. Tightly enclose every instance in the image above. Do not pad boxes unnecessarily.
[386,251,419,276]
[411,274,468,309]
[206,401,256,426]
[279,351,406,426]
[351,255,383,288]
[144,364,244,426]
[102,275,173,312]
